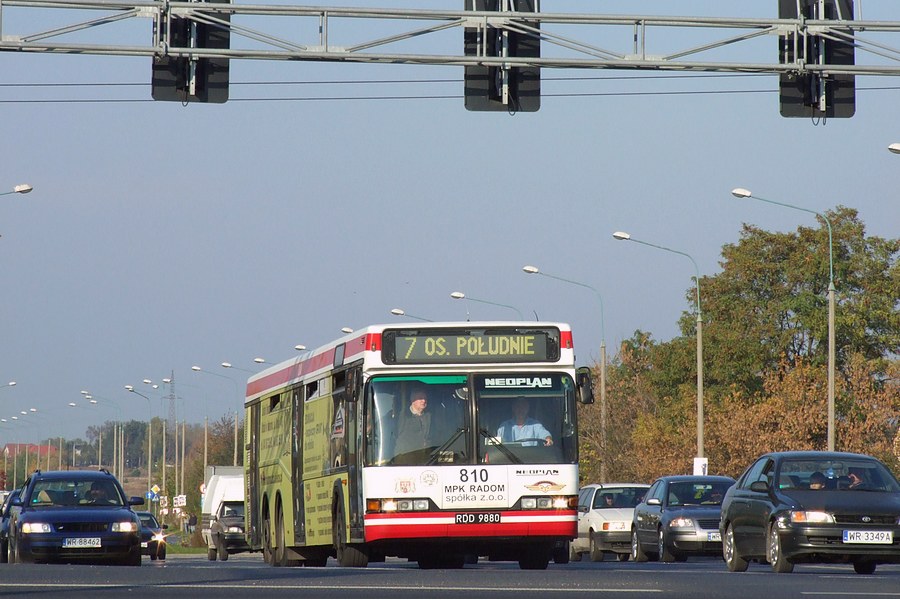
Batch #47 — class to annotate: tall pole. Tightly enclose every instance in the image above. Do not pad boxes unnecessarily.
[126,385,153,494]
[731,189,836,450]
[234,411,239,466]
[613,232,704,460]
[523,265,608,481]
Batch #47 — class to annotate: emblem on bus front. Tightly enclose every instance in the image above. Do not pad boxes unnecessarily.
[395,479,416,494]
[525,481,565,493]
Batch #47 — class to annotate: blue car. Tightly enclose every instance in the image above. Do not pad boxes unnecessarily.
[7,469,145,565]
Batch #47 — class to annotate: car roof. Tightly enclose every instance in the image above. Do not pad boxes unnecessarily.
[29,470,118,481]
[580,483,649,489]
[655,475,736,483]
[761,451,879,461]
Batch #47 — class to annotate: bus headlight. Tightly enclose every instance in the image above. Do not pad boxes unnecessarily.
[367,498,430,513]
[521,496,572,510]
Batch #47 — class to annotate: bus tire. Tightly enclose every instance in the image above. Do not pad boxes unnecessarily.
[518,546,550,570]
[275,499,302,567]
[262,513,276,567]
[332,495,368,568]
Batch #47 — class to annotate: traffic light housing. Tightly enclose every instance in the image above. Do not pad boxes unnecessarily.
[464,0,540,112]
[779,0,855,118]
[151,0,231,103]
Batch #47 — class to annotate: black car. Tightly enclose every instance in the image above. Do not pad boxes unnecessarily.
[631,475,736,563]
[7,469,145,565]
[136,511,168,561]
[720,451,900,574]
[0,490,21,563]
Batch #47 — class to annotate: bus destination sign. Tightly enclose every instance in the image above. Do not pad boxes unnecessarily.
[382,327,560,364]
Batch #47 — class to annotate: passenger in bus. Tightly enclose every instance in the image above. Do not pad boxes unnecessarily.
[393,385,435,457]
[496,397,553,447]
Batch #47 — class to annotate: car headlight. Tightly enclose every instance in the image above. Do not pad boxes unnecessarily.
[226,526,244,534]
[22,522,51,534]
[112,522,139,533]
[668,517,695,529]
[602,522,628,531]
[152,533,166,543]
[790,511,834,524]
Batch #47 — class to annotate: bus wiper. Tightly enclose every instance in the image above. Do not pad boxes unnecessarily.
[479,428,522,464]
[427,427,467,465]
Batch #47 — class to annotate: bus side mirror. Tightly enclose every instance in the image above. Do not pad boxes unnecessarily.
[576,367,594,405]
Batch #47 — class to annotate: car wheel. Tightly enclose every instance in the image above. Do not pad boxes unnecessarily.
[207,547,217,561]
[658,529,677,563]
[0,539,7,564]
[723,524,748,572]
[568,542,580,563]
[631,529,648,563]
[589,532,605,562]
[853,561,876,575]
[767,524,793,573]
[158,547,166,561]
[616,552,630,562]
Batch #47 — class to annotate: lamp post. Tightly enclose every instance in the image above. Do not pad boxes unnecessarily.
[888,143,900,154]
[730,187,836,451]
[450,291,524,320]
[126,385,153,496]
[390,308,433,322]
[0,184,33,197]
[613,231,706,464]
[191,365,239,466]
[523,264,608,481]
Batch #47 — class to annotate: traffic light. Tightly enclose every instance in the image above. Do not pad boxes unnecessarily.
[778,0,855,118]
[151,0,231,103]
[464,0,540,112]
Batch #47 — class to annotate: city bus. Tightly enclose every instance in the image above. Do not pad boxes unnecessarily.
[243,321,594,570]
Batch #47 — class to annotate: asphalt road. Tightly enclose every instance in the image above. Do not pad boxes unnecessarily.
[0,553,897,598]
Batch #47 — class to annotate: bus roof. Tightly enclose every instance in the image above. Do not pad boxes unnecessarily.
[244,321,575,404]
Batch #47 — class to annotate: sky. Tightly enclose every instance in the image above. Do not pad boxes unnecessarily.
[1,1,898,442]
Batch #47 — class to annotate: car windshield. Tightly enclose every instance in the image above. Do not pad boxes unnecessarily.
[139,514,159,528]
[592,487,647,509]
[777,458,900,492]
[30,479,124,507]
[221,501,244,518]
[667,481,730,506]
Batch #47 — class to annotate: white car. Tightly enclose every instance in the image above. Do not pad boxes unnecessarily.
[572,483,650,561]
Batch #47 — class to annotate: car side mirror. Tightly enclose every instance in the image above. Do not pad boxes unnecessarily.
[749,481,769,493]
[129,496,146,506]
[10,496,22,507]
[646,498,661,506]
[161,524,169,530]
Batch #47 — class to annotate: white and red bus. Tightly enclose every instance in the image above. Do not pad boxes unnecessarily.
[244,321,594,569]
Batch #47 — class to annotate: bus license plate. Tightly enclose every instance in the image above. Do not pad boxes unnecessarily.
[454,512,501,525]
[707,531,721,542]
[843,530,893,544]
[63,537,101,548]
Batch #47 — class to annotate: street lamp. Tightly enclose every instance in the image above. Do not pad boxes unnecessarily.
[126,385,153,495]
[1,381,16,390]
[450,291,524,320]
[390,308,433,322]
[191,365,240,466]
[888,143,900,154]
[613,231,706,464]
[730,187,837,451]
[0,184,33,197]
[523,264,609,481]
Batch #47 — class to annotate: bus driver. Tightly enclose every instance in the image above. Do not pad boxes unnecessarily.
[497,397,553,447]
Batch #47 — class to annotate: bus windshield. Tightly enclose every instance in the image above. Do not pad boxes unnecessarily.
[365,372,577,467]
